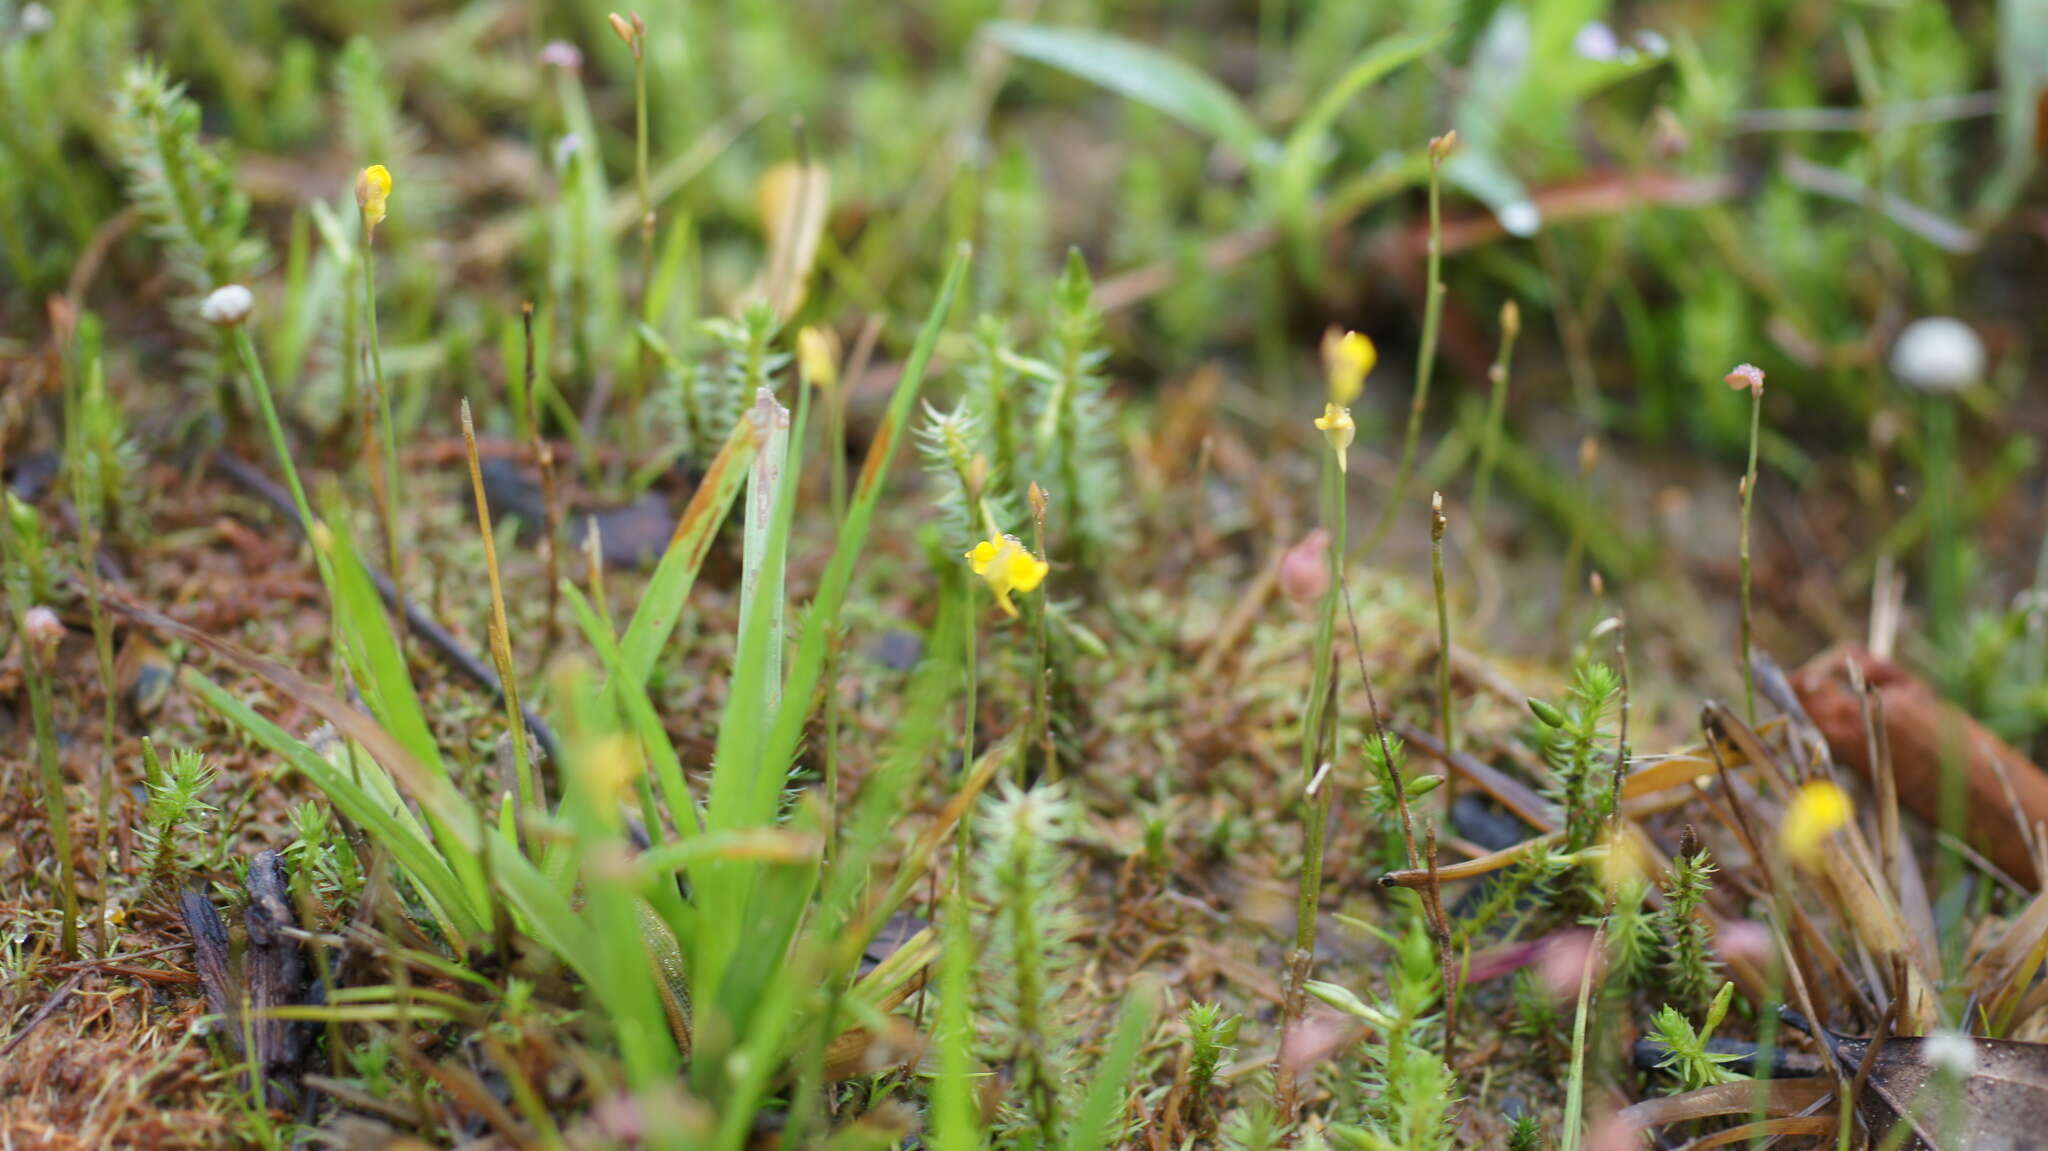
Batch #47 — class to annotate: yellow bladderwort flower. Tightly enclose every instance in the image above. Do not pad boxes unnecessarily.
[356,164,392,230]
[1780,779,1851,866]
[1321,328,1376,405]
[965,534,1048,617]
[796,325,841,392]
[1314,403,1355,472]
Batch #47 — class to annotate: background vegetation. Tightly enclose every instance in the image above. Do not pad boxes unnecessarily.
[3,0,2047,1147]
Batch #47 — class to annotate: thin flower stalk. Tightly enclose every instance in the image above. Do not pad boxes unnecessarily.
[357,164,406,650]
[1371,130,1455,549]
[1726,363,1765,724]
[461,399,538,824]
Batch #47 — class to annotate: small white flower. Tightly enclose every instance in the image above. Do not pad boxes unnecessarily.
[1924,1029,1977,1077]
[553,133,583,170]
[199,284,254,327]
[1892,317,1984,394]
[20,3,53,34]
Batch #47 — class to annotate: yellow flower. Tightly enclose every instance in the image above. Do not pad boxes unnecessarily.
[796,325,840,392]
[356,164,392,229]
[965,534,1048,617]
[1780,780,1851,866]
[1321,328,1376,405]
[1314,403,1355,471]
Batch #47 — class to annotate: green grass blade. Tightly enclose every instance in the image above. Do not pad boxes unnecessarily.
[984,23,1265,157]
[566,581,699,842]
[760,245,970,810]
[182,670,480,938]
[1061,980,1160,1151]
[930,887,983,1151]
[617,411,762,686]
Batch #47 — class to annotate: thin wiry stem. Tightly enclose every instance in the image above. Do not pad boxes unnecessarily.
[1739,384,1760,724]
[461,400,537,826]
[1371,134,1451,550]
[362,217,406,652]
[1470,301,1520,533]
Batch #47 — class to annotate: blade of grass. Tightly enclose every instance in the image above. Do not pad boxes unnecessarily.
[616,411,762,686]
[1062,980,1160,1151]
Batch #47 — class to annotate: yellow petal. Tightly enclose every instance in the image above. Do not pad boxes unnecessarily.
[1321,329,1376,406]
[1780,780,1851,865]
[356,164,392,227]
[796,325,840,391]
[1000,549,1049,595]
[1314,403,1355,472]
[966,539,1000,574]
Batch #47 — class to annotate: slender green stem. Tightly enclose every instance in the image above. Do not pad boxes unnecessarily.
[83,547,117,953]
[1739,385,1760,725]
[1029,489,1054,780]
[1431,493,1454,798]
[23,632,79,960]
[1280,442,1347,1116]
[1470,301,1520,533]
[631,33,654,454]
[362,220,406,651]
[232,329,320,552]
[1371,141,1448,550]
[1922,396,1960,647]
[826,388,847,526]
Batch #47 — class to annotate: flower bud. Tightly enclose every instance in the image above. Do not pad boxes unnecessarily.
[538,40,584,71]
[1278,529,1332,607]
[1891,316,1984,394]
[200,284,254,327]
[23,605,64,660]
[796,325,840,392]
[1723,362,1764,396]
[356,164,392,229]
[1319,328,1375,406]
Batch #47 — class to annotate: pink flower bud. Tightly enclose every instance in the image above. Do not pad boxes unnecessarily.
[538,40,583,71]
[23,605,63,660]
[1278,529,1332,607]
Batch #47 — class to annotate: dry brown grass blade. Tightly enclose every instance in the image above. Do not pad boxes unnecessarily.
[1672,1116,1835,1148]
[1614,1077,1834,1130]
[1793,644,2048,888]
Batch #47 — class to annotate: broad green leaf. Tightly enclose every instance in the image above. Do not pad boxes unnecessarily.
[984,22,1266,157]
[616,410,761,686]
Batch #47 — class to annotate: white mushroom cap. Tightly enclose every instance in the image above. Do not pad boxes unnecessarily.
[1891,317,1984,394]
[200,284,255,327]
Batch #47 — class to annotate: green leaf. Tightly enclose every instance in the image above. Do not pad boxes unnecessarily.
[984,22,1266,157]
[182,670,478,938]
[1273,29,1447,264]
[616,410,761,686]
[1061,979,1160,1151]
